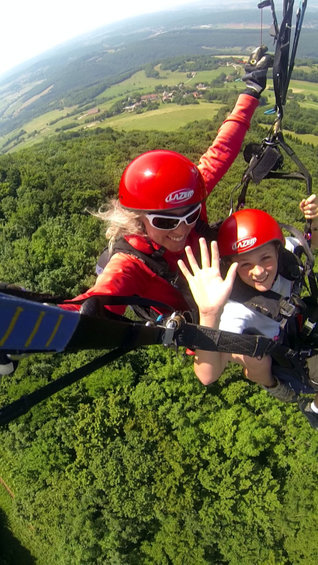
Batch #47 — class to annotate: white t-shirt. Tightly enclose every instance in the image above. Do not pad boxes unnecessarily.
[219,271,294,340]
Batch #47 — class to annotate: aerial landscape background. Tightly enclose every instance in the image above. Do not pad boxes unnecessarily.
[0,3,318,563]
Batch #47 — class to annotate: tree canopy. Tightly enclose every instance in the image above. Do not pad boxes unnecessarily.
[0,108,318,564]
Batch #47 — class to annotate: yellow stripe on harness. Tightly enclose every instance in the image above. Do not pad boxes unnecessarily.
[45,314,64,348]
[24,311,45,347]
[0,307,24,346]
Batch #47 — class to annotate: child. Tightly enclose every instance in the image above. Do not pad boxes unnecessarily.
[178,195,318,429]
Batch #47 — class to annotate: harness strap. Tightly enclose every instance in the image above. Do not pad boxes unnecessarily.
[0,282,67,304]
[0,323,286,426]
[64,294,175,315]
[233,0,310,214]
[232,130,312,213]
[230,277,290,320]
[177,322,275,357]
[267,0,308,117]
[258,0,280,38]
[97,237,190,319]
[285,0,308,107]
[1,289,317,424]
[277,132,312,195]
[272,0,294,116]
[300,296,318,340]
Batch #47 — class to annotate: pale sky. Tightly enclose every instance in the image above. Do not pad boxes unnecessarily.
[0,0,199,78]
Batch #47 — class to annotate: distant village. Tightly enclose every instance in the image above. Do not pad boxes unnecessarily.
[123,81,209,112]
[79,64,241,123]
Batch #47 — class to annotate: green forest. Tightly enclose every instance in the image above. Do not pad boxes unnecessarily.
[0,91,318,564]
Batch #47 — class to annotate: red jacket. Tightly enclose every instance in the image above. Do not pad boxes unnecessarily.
[62,94,259,315]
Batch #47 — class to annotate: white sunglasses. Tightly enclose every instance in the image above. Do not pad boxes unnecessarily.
[145,203,202,231]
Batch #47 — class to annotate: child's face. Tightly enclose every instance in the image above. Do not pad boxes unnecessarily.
[234,242,279,292]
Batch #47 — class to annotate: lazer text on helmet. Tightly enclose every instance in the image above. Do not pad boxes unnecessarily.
[232,237,257,252]
[165,189,195,204]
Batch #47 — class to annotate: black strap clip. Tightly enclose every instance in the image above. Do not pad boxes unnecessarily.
[162,313,185,347]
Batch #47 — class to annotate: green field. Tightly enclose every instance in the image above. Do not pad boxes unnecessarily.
[97,65,232,101]
[1,65,233,152]
[2,100,226,152]
[1,64,318,153]
[283,129,318,147]
[290,79,318,95]
[0,62,236,152]
[92,101,223,132]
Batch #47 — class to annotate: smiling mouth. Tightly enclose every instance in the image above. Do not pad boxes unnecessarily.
[253,273,269,283]
[168,235,185,242]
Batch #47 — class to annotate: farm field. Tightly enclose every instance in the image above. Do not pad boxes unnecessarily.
[289,79,318,96]
[88,101,224,132]
[97,65,233,100]
[0,64,238,152]
[1,100,226,152]
[1,64,318,153]
[281,130,318,147]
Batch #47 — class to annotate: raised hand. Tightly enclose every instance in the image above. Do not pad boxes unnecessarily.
[242,45,274,98]
[178,238,238,323]
[299,193,318,220]
[300,193,318,249]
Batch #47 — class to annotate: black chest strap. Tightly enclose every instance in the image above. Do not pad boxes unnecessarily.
[97,238,175,282]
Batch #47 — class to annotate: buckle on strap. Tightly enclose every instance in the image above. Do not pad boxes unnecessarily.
[162,313,185,347]
[279,299,296,318]
[302,318,317,337]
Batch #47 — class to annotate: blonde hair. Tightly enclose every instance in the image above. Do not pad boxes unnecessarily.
[94,199,146,252]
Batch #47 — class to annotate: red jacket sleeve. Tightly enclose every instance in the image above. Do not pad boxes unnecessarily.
[60,252,188,316]
[198,93,259,196]
[61,253,152,315]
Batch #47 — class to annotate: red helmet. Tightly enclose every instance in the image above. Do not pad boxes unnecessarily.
[118,150,207,211]
[217,208,284,257]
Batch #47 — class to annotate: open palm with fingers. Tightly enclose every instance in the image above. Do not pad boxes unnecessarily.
[178,238,238,318]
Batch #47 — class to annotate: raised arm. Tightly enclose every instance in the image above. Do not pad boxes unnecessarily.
[178,239,238,384]
[178,239,280,389]
[198,94,259,199]
[198,46,273,199]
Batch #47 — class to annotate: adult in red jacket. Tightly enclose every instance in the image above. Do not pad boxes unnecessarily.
[62,49,271,317]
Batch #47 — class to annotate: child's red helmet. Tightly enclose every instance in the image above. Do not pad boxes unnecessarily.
[118,150,207,211]
[217,208,285,257]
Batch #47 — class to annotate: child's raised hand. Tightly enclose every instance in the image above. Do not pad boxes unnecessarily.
[178,238,238,319]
